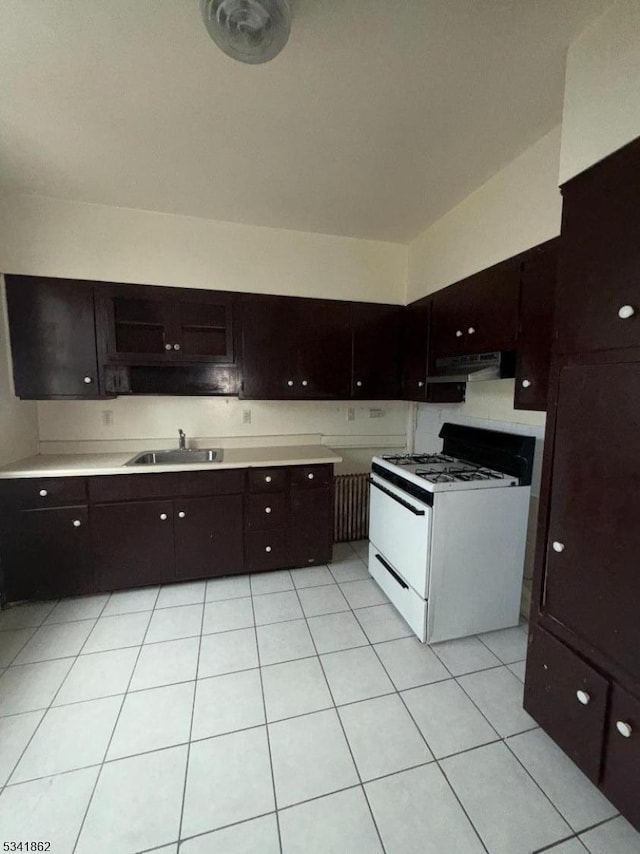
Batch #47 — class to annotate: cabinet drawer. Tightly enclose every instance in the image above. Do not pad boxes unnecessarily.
[246,493,288,530]
[290,464,333,487]
[89,474,179,503]
[173,469,244,497]
[602,684,640,827]
[524,625,609,782]
[247,468,288,493]
[245,529,290,572]
[0,477,87,509]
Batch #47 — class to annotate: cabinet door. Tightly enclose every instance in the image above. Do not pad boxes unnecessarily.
[524,625,608,782]
[289,485,333,567]
[295,299,352,399]
[92,500,175,590]
[402,302,429,401]
[101,284,174,364]
[172,292,235,363]
[555,138,640,355]
[5,506,93,600]
[514,240,557,411]
[5,276,102,398]
[430,282,468,361]
[241,295,299,398]
[543,361,640,683]
[351,303,402,399]
[602,684,640,827]
[174,495,244,580]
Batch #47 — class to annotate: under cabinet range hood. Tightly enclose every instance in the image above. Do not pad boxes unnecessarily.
[426,351,516,383]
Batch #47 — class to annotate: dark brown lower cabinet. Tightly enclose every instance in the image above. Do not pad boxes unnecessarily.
[602,685,640,827]
[92,500,176,590]
[174,495,244,579]
[6,506,93,600]
[290,486,333,567]
[523,625,608,782]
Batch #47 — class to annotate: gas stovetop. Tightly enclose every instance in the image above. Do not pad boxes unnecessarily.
[375,452,519,492]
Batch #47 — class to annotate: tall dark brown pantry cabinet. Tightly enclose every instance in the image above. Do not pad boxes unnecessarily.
[524,136,640,831]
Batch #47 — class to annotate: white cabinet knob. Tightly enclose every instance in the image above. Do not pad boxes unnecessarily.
[39,489,48,497]
[302,380,308,387]
[521,379,531,388]
[173,343,181,351]
[552,541,565,553]
[165,343,172,351]
[307,472,314,480]
[455,330,463,337]
[265,546,272,553]
[576,690,591,705]
[160,513,168,520]
[468,327,476,335]
[616,721,633,738]
[287,380,294,387]
[178,511,186,519]
[72,519,82,528]
[618,305,635,319]
[265,506,272,514]
[265,475,272,483]
[417,381,425,388]
[356,381,363,387]
[83,376,93,384]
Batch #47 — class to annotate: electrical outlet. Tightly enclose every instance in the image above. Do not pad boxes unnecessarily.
[101,410,113,426]
[369,408,385,418]
[242,409,252,425]
[347,407,356,422]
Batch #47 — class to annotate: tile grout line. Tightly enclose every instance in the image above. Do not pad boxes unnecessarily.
[70,586,161,854]
[175,588,207,850]
[249,573,285,854]
[0,592,115,796]
[287,573,389,854]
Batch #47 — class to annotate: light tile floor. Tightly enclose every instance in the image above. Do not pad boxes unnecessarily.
[0,540,638,854]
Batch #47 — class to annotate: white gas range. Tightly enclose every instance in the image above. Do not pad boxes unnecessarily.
[368,423,535,644]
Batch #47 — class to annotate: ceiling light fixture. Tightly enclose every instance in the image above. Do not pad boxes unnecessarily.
[200,0,291,65]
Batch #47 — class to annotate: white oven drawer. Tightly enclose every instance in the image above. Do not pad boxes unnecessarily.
[368,473,431,598]
[369,543,427,642]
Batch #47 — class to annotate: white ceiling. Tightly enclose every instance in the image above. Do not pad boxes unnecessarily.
[0,0,609,242]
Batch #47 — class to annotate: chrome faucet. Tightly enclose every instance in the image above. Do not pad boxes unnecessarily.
[178,429,187,450]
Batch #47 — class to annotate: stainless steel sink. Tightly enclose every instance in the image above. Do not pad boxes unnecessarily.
[125,449,224,466]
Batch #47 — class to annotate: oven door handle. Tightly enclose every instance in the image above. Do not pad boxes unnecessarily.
[374,553,409,589]
[368,477,426,516]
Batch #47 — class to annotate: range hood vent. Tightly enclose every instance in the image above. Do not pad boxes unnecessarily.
[426,351,516,384]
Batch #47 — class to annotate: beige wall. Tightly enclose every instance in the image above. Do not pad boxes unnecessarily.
[0,276,39,466]
[0,193,407,303]
[406,126,562,303]
[560,0,640,183]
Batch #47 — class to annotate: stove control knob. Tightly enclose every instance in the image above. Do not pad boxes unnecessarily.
[468,327,475,335]
[576,690,591,705]
[417,381,425,388]
[455,330,463,337]
[618,305,635,319]
[552,541,565,553]
[521,379,531,388]
[616,721,633,738]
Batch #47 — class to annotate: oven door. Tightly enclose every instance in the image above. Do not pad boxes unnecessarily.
[368,472,431,598]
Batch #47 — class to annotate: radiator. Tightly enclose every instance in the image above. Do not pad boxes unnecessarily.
[334,473,370,543]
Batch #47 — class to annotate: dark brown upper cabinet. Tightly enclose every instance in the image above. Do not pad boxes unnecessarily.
[514,239,558,411]
[541,359,640,685]
[5,275,106,399]
[351,302,402,399]
[401,299,465,403]
[99,283,235,365]
[240,294,352,399]
[555,137,640,356]
[430,257,520,362]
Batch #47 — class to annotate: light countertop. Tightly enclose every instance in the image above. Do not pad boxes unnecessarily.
[0,445,342,479]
